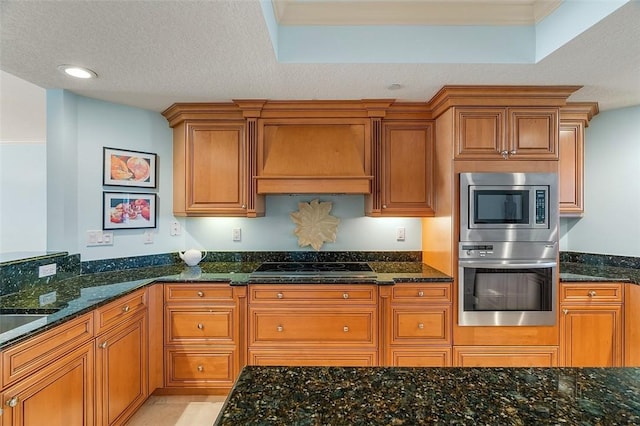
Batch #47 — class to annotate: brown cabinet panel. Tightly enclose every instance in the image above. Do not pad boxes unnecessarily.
[380,122,435,216]
[391,349,452,367]
[453,346,558,367]
[1,341,95,426]
[249,350,377,367]
[249,284,377,304]
[508,108,558,159]
[165,284,234,302]
[455,108,505,159]
[560,283,623,303]
[392,307,451,345]
[559,122,584,215]
[165,349,236,388]
[391,284,451,303]
[625,284,640,366]
[94,289,147,335]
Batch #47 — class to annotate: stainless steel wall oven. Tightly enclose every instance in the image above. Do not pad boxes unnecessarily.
[458,241,557,326]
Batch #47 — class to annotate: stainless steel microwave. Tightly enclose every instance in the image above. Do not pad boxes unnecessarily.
[459,172,558,242]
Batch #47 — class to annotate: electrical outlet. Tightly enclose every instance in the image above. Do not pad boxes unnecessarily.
[396,227,406,241]
[143,230,154,244]
[39,291,57,306]
[232,228,241,242]
[38,263,57,278]
[170,221,181,236]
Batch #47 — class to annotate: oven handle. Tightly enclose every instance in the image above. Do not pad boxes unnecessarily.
[458,261,557,269]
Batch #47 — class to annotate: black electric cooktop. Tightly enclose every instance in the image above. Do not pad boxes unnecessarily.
[250,262,376,279]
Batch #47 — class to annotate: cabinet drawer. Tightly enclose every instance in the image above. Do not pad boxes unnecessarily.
[165,308,235,344]
[249,285,377,304]
[94,289,147,335]
[560,283,623,303]
[2,313,94,387]
[165,284,234,302]
[165,349,236,387]
[249,349,377,367]
[391,306,451,345]
[453,346,559,367]
[391,349,452,367]
[391,284,451,303]
[249,308,376,347]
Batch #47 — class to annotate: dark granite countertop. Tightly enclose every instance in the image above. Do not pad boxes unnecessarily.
[560,262,640,284]
[0,261,451,348]
[215,365,640,425]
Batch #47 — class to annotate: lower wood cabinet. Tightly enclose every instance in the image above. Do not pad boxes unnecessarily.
[453,346,559,367]
[248,284,378,367]
[381,284,452,367]
[163,283,246,392]
[625,283,640,366]
[1,336,95,426]
[560,282,624,367]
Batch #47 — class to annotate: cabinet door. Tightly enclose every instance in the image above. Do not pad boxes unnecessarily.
[1,342,94,426]
[95,312,148,426]
[507,108,559,159]
[559,121,584,215]
[560,305,623,367]
[180,122,247,216]
[454,108,505,159]
[381,122,434,216]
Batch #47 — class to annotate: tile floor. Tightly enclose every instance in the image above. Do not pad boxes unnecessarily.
[126,395,226,426]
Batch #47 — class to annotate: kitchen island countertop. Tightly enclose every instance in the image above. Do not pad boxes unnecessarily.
[215,365,640,425]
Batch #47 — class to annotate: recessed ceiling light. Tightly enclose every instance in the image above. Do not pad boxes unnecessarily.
[57,65,98,79]
[387,83,403,90]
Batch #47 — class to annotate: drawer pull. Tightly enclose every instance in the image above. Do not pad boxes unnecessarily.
[588,290,597,297]
[343,293,349,299]
[418,290,424,297]
[197,323,204,330]
[277,293,284,299]
[277,325,283,332]
[197,365,204,372]
[122,305,130,313]
[343,326,349,332]
[563,309,569,315]
[197,291,204,297]
[418,323,424,329]
[99,341,108,349]
[6,396,19,408]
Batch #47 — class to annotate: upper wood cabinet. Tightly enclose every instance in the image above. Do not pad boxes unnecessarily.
[559,103,599,216]
[454,107,559,160]
[378,121,435,216]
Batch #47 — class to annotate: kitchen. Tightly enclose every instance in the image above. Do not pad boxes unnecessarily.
[2,0,640,424]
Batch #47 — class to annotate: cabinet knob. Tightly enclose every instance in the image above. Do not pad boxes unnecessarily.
[241,204,246,209]
[6,396,19,408]
[343,326,349,332]
[197,323,204,330]
[197,291,204,297]
[418,323,424,329]
[501,150,509,159]
[418,290,424,297]
[563,309,569,315]
[122,305,130,313]
[588,290,597,297]
[509,150,517,156]
[343,293,349,299]
[277,292,284,299]
[277,325,283,332]
[197,365,204,372]
[382,204,387,209]
[100,341,108,349]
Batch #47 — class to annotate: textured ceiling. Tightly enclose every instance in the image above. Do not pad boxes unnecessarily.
[0,0,638,113]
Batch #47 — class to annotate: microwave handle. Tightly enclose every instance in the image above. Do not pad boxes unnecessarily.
[459,261,557,269]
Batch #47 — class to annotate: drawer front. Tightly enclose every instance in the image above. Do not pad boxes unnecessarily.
[165,308,235,344]
[391,284,451,303]
[2,313,94,387]
[249,350,377,367]
[560,283,623,303]
[249,285,377,304]
[94,289,147,335]
[250,308,376,347]
[165,349,235,387]
[453,346,559,367]
[164,284,234,302]
[391,349,452,367]
[392,306,451,345]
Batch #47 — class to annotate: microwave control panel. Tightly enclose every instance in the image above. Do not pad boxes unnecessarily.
[535,189,547,224]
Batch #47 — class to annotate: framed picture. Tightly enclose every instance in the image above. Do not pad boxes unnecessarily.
[103,192,157,230]
[103,147,157,188]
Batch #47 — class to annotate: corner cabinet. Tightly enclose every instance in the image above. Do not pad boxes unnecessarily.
[560,282,623,367]
[379,122,435,216]
[454,107,559,160]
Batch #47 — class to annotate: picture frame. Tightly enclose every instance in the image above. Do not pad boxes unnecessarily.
[103,147,157,188]
[103,192,157,230]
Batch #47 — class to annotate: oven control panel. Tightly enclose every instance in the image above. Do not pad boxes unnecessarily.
[459,241,557,261]
[461,244,494,257]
